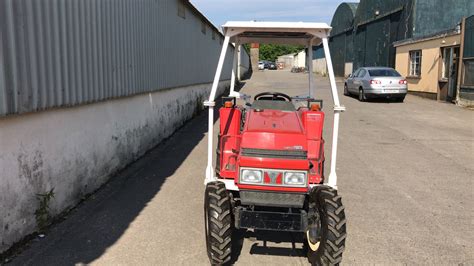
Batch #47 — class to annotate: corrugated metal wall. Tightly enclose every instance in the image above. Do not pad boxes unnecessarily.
[460,15,474,97]
[464,15,474,58]
[352,0,412,70]
[240,46,251,76]
[413,0,473,38]
[0,0,247,116]
[328,3,358,76]
[329,0,469,75]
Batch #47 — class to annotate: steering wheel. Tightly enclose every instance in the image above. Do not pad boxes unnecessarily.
[254,92,292,102]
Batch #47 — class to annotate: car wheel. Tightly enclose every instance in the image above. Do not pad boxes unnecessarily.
[358,88,365,102]
[343,84,349,96]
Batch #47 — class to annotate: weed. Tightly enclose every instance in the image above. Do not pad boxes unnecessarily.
[34,189,55,231]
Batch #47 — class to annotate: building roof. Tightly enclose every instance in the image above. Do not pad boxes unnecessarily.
[185,1,223,35]
[330,2,359,36]
[393,27,460,47]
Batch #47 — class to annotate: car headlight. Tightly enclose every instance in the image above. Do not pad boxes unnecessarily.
[284,172,306,186]
[240,169,263,184]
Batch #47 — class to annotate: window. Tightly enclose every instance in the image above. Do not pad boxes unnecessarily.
[441,47,460,80]
[177,1,185,19]
[201,21,206,34]
[212,31,216,40]
[351,69,360,78]
[368,69,401,77]
[358,69,367,78]
[441,48,451,79]
[409,50,422,77]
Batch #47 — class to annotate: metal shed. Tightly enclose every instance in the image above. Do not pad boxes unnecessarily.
[328,0,473,76]
[329,3,358,76]
[0,0,249,116]
[352,0,413,71]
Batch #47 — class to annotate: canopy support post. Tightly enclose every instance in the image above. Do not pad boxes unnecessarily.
[237,44,241,81]
[307,39,314,98]
[230,41,239,95]
[204,35,230,184]
[322,37,345,190]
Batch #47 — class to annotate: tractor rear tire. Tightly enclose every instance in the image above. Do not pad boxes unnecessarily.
[306,186,347,266]
[204,181,232,265]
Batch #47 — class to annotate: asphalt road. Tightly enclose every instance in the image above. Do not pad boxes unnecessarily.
[10,70,474,265]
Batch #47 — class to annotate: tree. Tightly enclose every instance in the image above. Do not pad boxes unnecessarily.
[244,44,304,62]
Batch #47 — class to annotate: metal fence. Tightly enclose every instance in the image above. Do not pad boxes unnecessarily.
[0,0,248,116]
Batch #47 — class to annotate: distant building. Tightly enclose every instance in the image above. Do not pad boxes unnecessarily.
[277,50,306,69]
[324,0,473,77]
[394,15,473,105]
[394,28,462,101]
[327,3,358,77]
[277,54,295,69]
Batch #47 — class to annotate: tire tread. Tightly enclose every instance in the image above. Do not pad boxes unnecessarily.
[205,182,232,265]
[307,186,346,266]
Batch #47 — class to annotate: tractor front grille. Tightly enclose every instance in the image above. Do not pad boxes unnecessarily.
[239,191,305,208]
[241,148,307,160]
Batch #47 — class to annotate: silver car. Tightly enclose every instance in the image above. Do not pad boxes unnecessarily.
[344,67,408,102]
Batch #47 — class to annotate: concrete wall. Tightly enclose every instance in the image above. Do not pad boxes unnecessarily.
[294,50,307,68]
[312,58,328,75]
[0,80,230,253]
[344,62,354,77]
[250,45,260,72]
[395,34,461,95]
[239,46,251,79]
[277,54,295,69]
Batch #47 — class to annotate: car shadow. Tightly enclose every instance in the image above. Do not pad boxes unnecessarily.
[344,94,404,103]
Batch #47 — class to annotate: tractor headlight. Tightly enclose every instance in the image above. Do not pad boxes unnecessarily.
[284,172,307,186]
[240,169,263,184]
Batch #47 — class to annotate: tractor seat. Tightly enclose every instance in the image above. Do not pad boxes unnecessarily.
[251,100,295,111]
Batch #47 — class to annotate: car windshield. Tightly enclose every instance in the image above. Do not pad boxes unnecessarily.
[368,69,401,77]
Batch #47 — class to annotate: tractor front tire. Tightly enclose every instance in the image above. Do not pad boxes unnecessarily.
[204,182,232,265]
[306,186,347,266]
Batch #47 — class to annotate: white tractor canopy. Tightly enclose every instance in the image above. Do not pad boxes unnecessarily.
[204,21,345,190]
[222,21,332,46]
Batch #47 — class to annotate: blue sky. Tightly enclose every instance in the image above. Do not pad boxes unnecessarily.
[190,0,358,28]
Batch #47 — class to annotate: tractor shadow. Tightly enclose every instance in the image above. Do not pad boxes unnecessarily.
[8,81,250,265]
[230,229,306,263]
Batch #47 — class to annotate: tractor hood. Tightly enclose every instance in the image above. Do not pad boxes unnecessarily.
[240,109,308,152]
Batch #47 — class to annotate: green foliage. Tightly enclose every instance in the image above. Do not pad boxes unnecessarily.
[260,44,304,61]
[35,189,55,231]
[244,44,304,62]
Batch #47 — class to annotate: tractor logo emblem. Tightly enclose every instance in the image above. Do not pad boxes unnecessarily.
[266,171,282,184]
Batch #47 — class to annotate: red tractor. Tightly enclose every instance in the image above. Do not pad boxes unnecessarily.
[203,22,347,265]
